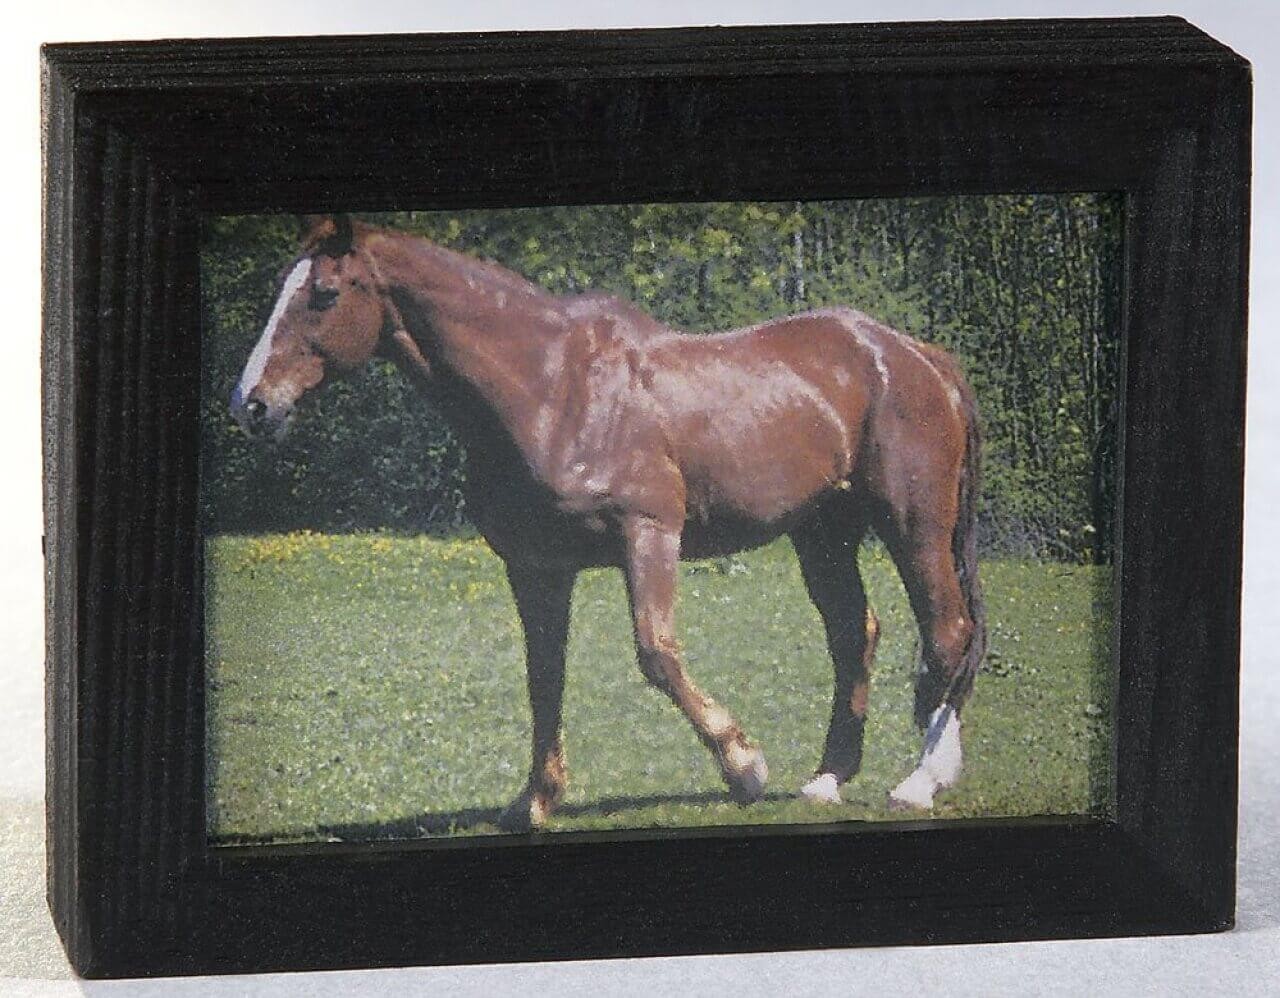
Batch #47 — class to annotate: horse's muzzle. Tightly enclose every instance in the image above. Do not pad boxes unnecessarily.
[231,390,290,442]
[243,400,270,435]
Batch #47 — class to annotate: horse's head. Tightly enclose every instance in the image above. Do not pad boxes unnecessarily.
[230,214,389,441]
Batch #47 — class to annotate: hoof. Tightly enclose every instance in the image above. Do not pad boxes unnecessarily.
[496,791,555,832]
[724,742,769,804]
[889,705,964,812]
[887,767,937,811]
[799,772,843,805]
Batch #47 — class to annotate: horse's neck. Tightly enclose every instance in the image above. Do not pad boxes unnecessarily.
[371,232,563,437]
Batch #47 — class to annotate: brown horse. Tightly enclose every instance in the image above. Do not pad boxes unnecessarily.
[230,213,987,830]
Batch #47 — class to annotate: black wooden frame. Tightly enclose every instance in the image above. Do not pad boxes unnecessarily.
[41,18,1249,978]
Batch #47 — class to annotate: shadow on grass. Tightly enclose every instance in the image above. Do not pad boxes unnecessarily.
[225,789,801,845]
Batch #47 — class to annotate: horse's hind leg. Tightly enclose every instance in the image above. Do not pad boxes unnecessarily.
[622,516,767,803]
[880,521,975,811]
[790,515,879,804]
[498,562,575,831]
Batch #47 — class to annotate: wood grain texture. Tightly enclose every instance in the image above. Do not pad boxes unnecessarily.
[41,17,1250,978]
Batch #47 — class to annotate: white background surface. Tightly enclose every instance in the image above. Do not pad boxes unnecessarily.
[3,2,1276,994]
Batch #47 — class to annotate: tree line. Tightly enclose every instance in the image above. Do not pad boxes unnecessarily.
[200,194,1121,562]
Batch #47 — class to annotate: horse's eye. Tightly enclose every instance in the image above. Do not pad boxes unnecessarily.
[311,285,339,311]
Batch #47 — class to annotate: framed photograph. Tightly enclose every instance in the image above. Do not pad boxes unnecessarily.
[201,193,1120,849]
[42,17,1249,978]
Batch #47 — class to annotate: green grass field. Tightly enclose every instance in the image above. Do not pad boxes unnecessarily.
[205,532,1113,845]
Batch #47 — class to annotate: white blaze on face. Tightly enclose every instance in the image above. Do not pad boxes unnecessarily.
[237,258,313,401]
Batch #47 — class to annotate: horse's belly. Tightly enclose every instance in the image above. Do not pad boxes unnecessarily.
[674,424,863,557]
[680,421,858,527]
[672,399,864,530]
[678,511,795,560]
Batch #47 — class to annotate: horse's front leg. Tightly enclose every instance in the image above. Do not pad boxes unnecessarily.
[622,516,767,803]
[498,562,575,832]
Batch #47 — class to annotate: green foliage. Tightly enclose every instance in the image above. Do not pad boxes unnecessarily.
[205,534,1113,842]
[201,195,1121,561]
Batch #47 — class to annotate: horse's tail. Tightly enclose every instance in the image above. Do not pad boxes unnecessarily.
[948,370,988,711]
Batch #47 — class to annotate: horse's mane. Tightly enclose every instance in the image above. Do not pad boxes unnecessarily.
[372,224,555,302]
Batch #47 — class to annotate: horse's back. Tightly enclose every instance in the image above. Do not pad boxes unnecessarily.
[647,307,972,528]
[506,297,974,558]
[562,290,674,342]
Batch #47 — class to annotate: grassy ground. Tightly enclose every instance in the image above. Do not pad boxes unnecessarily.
[205,533,1113,845]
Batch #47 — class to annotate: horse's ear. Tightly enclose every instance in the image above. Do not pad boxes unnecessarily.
[297,214,354,256]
